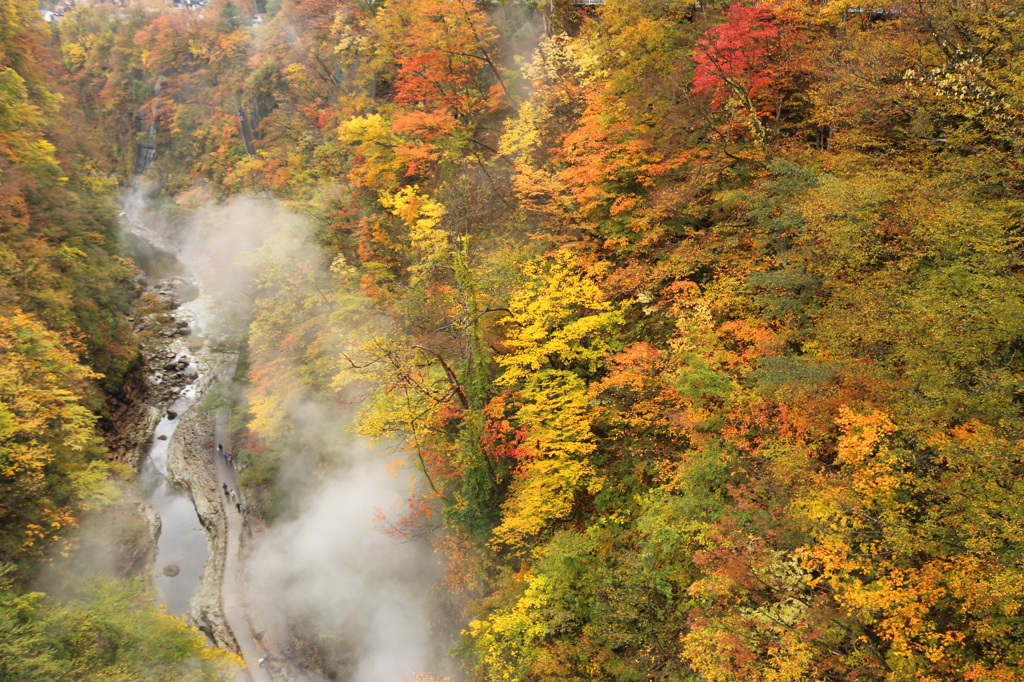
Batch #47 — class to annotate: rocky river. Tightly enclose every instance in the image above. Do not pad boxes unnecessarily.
[90,189,461,682]
[98,217,255,665]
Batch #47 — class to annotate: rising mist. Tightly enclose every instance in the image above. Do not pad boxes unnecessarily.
[247,437,455,681]
[161,193,460,681]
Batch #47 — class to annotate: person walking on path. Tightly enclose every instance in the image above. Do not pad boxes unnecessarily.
[223,483,229,497]
[236,501,242,514]
[230,489,237,503]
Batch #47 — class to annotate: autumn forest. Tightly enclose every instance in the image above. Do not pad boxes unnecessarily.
[2,0,1024,678]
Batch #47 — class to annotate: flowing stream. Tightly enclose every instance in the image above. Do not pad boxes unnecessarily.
[135,376,206,616]
[122,211,210,618]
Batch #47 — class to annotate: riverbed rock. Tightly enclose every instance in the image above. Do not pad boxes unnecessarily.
[167,409,178,419]
[174,281,200,302]
[167,354,242,655]
[163,564,181,577]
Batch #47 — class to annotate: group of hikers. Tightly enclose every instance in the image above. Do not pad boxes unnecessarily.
[217,442,235,468]
[222,482,242,513]
[218,443,243,514]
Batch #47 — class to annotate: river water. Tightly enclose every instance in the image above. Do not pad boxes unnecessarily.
[135,376,207,616]
[123,219,210,618]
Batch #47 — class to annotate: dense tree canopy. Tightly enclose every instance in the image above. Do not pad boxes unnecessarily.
[2,0,1023,678]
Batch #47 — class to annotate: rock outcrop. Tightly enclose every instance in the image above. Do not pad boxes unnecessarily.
[166,351,241,654]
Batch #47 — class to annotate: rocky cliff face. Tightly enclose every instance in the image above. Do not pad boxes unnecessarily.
[100,365,163,470]
[94,313,181,578]
[113,482,162,578]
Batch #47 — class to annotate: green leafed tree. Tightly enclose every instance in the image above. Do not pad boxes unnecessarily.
[0,570,240,681]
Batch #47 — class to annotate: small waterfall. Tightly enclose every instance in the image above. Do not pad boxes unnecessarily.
[134,113,156,175]
[134,78,161,176]
[134,145,156,174]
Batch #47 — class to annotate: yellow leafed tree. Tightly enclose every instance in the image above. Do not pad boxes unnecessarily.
[491,252,626,548]
[0,308,108,564]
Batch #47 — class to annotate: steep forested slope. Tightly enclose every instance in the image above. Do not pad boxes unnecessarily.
[1,0,138,571]
[0,1,239,676]
[8,0,1024,679]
